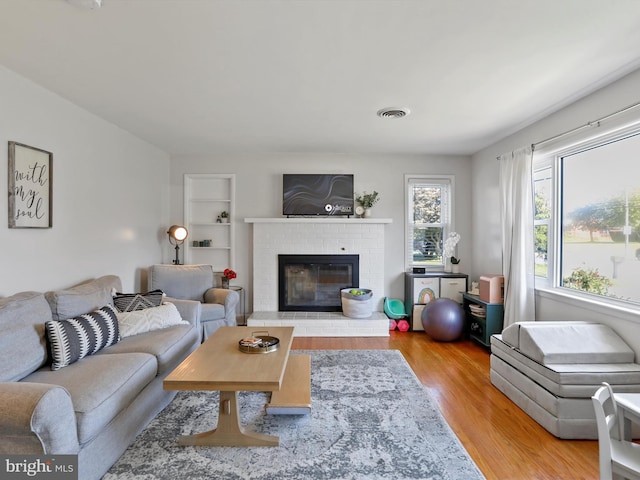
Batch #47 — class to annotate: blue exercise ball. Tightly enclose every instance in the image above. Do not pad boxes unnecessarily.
[421,298,464,342]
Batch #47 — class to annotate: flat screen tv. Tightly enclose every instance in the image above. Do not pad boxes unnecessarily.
[283,174,354,216]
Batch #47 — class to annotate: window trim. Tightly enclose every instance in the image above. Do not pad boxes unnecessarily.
[533,113,640,309]
[404,174,455,272]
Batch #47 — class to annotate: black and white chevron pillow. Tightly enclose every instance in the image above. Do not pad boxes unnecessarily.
[113,289,164,312]
[45,304,120,370]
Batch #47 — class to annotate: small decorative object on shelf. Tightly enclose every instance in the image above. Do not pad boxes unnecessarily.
[220,211,229,223]
[355,191,379,218]
[222,268,236,289]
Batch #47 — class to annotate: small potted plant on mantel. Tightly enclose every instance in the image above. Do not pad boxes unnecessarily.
[355,191,380,218]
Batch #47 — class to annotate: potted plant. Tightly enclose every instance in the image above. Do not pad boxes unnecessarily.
[220,211,229,223]
[355,191,380,217]
[221,268,236,288]
[450,256,461,273]
[443,232,461,273]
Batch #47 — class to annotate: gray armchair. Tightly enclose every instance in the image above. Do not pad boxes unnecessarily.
[148,264,239,340]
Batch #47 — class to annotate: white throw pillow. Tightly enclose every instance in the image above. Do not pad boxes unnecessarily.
[116,302,188,338]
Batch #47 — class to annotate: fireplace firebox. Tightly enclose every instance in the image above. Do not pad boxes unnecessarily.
[278,254,359,311]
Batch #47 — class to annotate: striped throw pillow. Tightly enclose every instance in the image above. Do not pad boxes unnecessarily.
[45,304,120,370]
[113,289,164,312]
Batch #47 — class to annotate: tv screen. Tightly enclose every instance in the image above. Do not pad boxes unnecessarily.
[283,174,354,216]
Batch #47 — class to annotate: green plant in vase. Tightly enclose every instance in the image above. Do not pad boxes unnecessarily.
[355,191,380,217]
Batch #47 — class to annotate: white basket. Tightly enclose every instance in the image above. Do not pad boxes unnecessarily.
[341,289,373,319]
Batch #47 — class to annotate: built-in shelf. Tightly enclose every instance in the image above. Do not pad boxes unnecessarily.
[184,174,235,271]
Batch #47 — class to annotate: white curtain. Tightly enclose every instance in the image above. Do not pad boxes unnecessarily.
[499,146,536,327]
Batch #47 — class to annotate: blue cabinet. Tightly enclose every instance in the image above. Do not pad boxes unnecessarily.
[462,292,504,347]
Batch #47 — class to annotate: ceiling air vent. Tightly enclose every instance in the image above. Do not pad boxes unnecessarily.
[377,107,410,119]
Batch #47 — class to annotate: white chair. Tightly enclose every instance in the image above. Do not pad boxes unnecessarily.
[592,382,640,480]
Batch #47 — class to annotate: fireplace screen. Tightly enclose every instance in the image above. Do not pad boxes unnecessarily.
[278,254,359,311]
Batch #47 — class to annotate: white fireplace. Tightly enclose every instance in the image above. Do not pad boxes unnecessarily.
[244,217,391,336]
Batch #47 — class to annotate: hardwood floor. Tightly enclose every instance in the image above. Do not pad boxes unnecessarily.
[292,331,600,480]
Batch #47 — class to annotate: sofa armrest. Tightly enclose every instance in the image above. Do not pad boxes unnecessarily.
[0,382,79,454]
[204,288,239,309]
[165,298,201,330]
[204,289,239,327]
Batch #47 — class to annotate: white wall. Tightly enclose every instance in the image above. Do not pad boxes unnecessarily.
[170,152,472,312]
[471,68,640,352]
[0,66,170,295]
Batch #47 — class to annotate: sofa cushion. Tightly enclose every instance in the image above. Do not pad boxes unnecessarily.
[501,321,635,364]
[45,275,122,322]
[501,321,594,350]
[116,302,188,338]
[45,305,120,370]
[101,323,198,375]
[0,291,51,382]
[113,289,164,313]
[24,352,157,444]
[491,336,640,397]
[149,264,214,301]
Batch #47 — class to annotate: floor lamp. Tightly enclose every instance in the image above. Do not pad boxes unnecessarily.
[167,225,188,265]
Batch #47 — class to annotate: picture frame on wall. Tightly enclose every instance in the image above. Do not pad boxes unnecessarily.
[8,141,53,228]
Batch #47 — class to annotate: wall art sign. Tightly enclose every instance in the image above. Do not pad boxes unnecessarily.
[8,141,53,228]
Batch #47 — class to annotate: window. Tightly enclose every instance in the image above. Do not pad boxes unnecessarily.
[405,175,453,270]
[535,122,640,307]
[534,167,552,278]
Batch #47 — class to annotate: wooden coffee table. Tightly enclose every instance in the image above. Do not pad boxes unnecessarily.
[163,326,304,447]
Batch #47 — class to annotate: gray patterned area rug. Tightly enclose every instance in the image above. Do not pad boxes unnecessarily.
[105,350,485,480]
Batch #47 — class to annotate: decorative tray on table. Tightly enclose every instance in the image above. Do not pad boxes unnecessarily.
[238,331,280,354]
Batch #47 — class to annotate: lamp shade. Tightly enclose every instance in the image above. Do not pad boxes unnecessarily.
[167,225,188,243]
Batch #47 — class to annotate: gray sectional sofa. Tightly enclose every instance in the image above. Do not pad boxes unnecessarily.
[491,321,640,439]
[0,275,202,480]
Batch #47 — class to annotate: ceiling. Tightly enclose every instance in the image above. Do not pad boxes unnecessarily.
[1,0,640,156]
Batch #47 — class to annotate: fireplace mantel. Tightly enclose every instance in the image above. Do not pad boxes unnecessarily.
[245,217,392,224]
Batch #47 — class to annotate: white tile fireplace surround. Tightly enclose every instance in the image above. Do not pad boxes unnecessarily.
[244,217,392,337]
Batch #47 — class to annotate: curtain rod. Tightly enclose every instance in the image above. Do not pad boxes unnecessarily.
[496,100,640,160]
[532,100,640,150]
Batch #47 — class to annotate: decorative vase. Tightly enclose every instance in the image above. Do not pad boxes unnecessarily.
[364,208,372,218]
[443,258,452,273]
[221,277,229,289]
[451,264,460,274]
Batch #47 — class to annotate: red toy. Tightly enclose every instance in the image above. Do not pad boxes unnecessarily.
[397,320,410,332]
